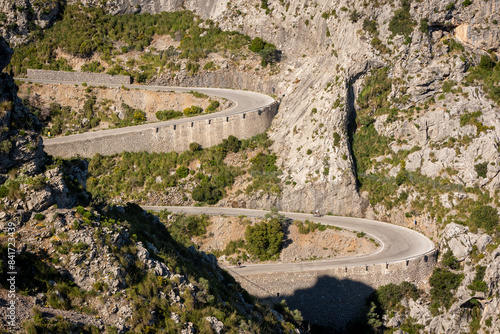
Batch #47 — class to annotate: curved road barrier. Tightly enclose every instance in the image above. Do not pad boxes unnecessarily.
[143,206,436,274]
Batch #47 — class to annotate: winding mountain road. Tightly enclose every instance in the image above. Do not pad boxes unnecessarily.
[22,78,435,276]
[17,78,275,146]
[143,206,435,275]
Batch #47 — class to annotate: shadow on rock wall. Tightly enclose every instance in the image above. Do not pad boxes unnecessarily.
[260,275,375,333]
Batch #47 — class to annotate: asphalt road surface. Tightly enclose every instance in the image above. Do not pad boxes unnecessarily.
[143,206,435,275]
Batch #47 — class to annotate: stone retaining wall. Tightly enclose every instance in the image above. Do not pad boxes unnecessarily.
[43,103,278,158]
[232,250,437,329]
[27,69,130,85]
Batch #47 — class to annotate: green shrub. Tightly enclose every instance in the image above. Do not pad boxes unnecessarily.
[352,122,391,177]
[183,105,203,116]
[468,205,498,232]
[167,214,210,245]
[474,162,488,178]
[419,18,429,33]
[321,9,336,19]
[221,135,241,153]
[114,103,146,126]
[203,61,215,70]
[370,282,420,313]
[155,109,182,121]
[188,90,208,98]
[0,140,12,153]
[220,238,246,256]
[81,61,104,73]
[192,182,224,204]
[388,0,415,37]
[189,142,200,151]
[0,180,24,200]
[371,37,390,54]
[0,186,7,198]
[479,55,496,70]
[460,110,482,127]
[249,37,265,52]
[357,67,392,116]
[186,62,200,75]
[175,165,189,178]
[441,250,460,269]
[34,213,45,221]
[245,217,283,260]
[349,9,361,23]
[250,152,278,173]
[362,19,378,36]
[333,132,341,147]
[468,265,487,293]
[395,169,408,186]
[429,267,463,311]
[249,37,280,65]
[246,151,281,195]
[466,55,500,104]
[442,80,456,93]
[443,37,465,53]
[240,132,273,150]
[295,220,323,234]
[205,100,220,112]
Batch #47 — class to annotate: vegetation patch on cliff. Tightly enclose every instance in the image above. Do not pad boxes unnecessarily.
[8,4,280,82]
[87,133,281,206]
[466,54,500,105]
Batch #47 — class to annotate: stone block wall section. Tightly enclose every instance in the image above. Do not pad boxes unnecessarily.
[27,69,131,85]
[43,103,279,158]
[233,249,438,328]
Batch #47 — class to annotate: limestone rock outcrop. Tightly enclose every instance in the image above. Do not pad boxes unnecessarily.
[0,0,61,46]
[0,36,45,175]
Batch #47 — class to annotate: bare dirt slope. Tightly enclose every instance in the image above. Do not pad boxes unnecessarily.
[17,82,225,121]
[195,216,378,265]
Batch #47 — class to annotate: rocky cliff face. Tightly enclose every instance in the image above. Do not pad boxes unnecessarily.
[0,35,82,215]
[2,1,500,330]
[2,0,498,217]
[0,36,45,176]
[137,0,499,218]
[383,224,500,333]
[0,0,61,47]
[206,0,500,218]
[0,34,299,333]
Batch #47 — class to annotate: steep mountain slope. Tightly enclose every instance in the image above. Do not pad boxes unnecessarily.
[209,0,500,219]
[5,0,498,217]
[0,36,301,333]
[2,0,500,332]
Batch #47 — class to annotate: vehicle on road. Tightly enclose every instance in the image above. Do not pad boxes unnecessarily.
[313,210,322,217]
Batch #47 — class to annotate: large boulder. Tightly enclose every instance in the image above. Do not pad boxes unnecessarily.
[443,223,475,261]
[476,234,492,252]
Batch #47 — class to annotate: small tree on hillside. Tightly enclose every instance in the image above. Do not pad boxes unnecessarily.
[245,209,284,260]
[221,135,241,153]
